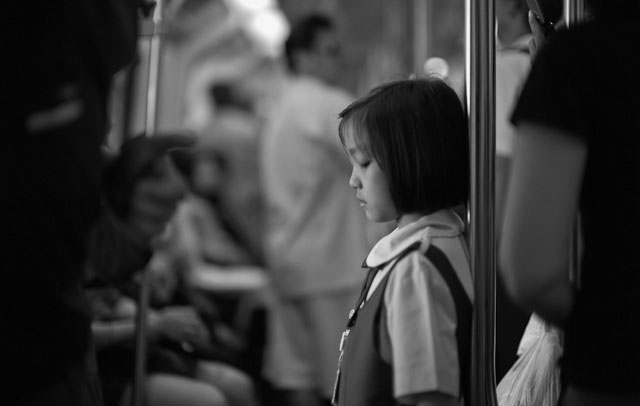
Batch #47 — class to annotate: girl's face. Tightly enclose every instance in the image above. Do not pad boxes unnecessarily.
[343,129,397,223]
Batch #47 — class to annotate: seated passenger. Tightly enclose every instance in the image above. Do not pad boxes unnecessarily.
[86,251,257,406]
[171,146,260,268]
[165,147,269,384]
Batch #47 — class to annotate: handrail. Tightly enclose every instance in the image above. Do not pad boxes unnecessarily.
[465,0,498,405]
[565,0,585,289]
[564,0,586,28]
[132,2,165,406]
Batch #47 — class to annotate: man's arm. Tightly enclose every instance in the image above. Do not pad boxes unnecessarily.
[499,122,586,325]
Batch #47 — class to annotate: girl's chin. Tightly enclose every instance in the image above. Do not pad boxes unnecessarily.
[365,210,394,224]
[364,209,377,221]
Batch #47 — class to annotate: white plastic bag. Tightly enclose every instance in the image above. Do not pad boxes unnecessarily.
[496,314,562,406]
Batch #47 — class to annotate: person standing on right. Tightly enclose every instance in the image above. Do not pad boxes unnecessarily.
[500,1,640,405]
[493,0,563,381]
[259,13,380,406]
[494,0,536,382]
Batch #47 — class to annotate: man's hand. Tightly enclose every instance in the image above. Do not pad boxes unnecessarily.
[528,10,549,61]
[149,306,210,345]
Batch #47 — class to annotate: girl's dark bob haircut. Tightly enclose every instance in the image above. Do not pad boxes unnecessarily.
[338,76,469,215]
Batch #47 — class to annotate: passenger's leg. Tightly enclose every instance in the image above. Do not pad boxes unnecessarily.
[119,374,228,406]
[262,296,318,406]
[194,360,257,406]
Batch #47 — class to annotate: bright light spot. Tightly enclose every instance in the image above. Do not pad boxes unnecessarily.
[424,57,450,78]
[232,0,275,13]
[245,9,290,57]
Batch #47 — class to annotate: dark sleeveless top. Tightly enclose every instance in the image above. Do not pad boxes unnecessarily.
[511,14,640,394]
[334,243,472,406]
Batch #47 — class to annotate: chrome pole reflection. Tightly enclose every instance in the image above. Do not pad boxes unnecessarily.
[564,0,585,287]
[133,2,165,406]
[143,0,164,136]
[465,0,498,405]
[564,0,586,28]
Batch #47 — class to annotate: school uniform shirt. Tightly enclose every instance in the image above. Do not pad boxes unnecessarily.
[260,75,371,297]
[339,209,473,404]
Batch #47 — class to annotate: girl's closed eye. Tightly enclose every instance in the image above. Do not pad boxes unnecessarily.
[348,149,371,169]
[358,160,371,169]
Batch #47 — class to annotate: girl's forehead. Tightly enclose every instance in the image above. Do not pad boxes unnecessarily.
[342,120,370,153]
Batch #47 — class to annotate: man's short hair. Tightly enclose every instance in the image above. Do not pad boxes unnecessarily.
[284,13,334,73]
[338,76,470,215]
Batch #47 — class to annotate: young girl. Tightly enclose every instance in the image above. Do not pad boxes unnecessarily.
[332,76,473,406]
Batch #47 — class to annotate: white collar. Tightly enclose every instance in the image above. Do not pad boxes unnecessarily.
[364,209,466,268]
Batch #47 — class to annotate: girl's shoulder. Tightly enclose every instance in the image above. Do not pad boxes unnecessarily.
[387,236,473,301]
[381,243,458,322]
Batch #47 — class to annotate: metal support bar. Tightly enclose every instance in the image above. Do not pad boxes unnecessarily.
[564,0,585,287]
[465,0,498,405]
[564,0,586,28]
[142,0,164,136]
[132,2,164,406]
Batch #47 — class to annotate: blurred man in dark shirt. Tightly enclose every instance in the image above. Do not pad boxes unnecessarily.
[1,2,191,404]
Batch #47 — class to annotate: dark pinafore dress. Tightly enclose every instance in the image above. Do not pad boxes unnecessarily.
[332,243,472,406]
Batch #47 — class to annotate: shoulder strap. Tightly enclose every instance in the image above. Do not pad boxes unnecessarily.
[425,244,472,406]
[349,242,421,329]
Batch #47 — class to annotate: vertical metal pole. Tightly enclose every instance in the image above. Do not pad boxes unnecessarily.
[143,0,164,136]
[466,0,498,405]
[564,0,585,288]
[133,260,152,406]
[133,2,164,406]
[564,0,586,28]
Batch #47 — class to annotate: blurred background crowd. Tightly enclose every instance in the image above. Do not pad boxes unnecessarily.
[100,2,473,405]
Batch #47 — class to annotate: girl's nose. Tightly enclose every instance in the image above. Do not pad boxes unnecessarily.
[349,168,361,189]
